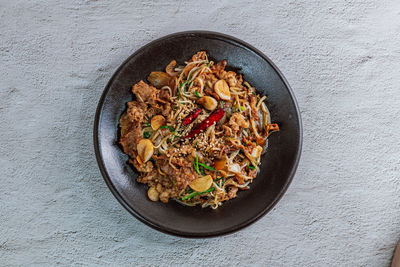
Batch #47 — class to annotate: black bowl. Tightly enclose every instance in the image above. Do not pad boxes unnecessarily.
[94,31,302,237]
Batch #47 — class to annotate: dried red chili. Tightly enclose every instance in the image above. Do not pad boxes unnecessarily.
[182,108,202,126]
[185,108,225,139]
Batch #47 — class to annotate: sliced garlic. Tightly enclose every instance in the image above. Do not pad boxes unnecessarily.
[214,79,231,101]
[165,60,179,76]
[197,96,218,111]
[136,155,144,165]
[137,139,154,163]
[151,115,166,130]
[189,175,213,192]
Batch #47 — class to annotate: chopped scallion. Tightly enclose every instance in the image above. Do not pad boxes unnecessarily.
[181,187,215,200]
[248,164,256,171]
[194,154,201,175]
[198,162,217,172]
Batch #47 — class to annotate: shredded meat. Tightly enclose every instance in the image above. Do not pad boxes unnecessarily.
[249,94,259,120]
[131,159,154,173]
[158,88,170,102]
[211,60,227,79]
[127,101,147,122]
[229,113,250,133]
[191,51,207,62]
[227,187,239,199]
[132,80,157,104]
[120,128,142,158]
[157,145,198,190]
[137,169,159,186]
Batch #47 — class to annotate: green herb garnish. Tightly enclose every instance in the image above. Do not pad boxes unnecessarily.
[143,123,151,127]
[195,91,201,98]
[179,81,187,89]
[248,164,256,171]
[240,106,245,111]
[198,163,217,172]
[143,132,150,138]
[181,187,215,200]
[194,154,201,175]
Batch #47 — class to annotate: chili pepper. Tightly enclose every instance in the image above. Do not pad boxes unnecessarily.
[185,108,225,139]
[182,108,202,126]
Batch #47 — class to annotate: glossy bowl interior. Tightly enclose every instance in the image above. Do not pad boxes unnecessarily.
[94,31,302,237]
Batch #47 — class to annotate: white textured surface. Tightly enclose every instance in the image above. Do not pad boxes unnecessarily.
[1,0,400,266]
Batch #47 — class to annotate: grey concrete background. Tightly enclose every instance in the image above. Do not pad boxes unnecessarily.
[1,0,399,266]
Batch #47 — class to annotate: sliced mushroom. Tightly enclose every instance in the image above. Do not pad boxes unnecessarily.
[137,139,154,163]
[197,96,218,111]
[151,115,166,130]
[147,71,171,88]
[189,175,213,192]
[165,60,179,76]
[214,79,231,101]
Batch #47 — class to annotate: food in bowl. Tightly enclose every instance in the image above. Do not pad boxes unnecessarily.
[119,51,279,209]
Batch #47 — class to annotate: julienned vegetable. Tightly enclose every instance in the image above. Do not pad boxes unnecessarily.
[181,187,215,200]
